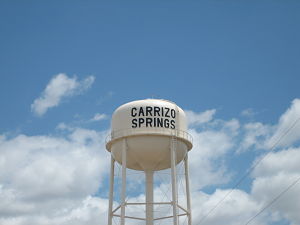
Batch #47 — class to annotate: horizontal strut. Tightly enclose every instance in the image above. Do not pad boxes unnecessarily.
[154,213,188,221]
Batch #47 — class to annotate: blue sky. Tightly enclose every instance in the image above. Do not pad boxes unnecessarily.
[0,1,300,225]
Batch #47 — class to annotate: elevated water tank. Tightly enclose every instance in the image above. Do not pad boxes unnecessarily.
[106,99,192,171]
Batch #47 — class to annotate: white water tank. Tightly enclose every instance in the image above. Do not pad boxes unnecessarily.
[106,99,192,171]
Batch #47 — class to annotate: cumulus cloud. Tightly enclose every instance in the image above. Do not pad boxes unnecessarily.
[251,147,300,225]
[184,117,240,190]
[191,149,300,225]
[185,100,300,225]
[239,122,273,152]
[2,99,300,225]
[31,74,95,116]
[91,113,107,122]
[238,98,300,152]
[188,128,235,190]
[0,196,109,225]
[192,189,265,225]
[186,109,216,127]
[0,127,110,225]
[252,148,300,178]
[267,98,300,148]
[192,100,300,225]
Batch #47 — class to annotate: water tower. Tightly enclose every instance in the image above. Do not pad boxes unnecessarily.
[106,99,193,225]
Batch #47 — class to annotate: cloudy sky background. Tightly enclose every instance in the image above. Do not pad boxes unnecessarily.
[1,1,300,225]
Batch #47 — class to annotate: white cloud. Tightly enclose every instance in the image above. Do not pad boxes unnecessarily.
[190,101,300,225]
[186,109,216,127]
[239,122,273,152]
[3,99,300,225]
[192,189,265,225]
[91,113,107,122]
[267,98,300,148]
[190,149,300,225]
[0,127,110,224]
[0,196,109,225]
[237,99,300,152]
[252,148,300,178]
[31,74,95,116]
[251,147,300,225]
[188,124,237,190]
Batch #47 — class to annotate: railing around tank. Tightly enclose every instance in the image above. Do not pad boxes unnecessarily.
[105,127,193,146]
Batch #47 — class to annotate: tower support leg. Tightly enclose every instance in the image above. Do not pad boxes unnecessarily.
[120,139,127,225]
[170,137,179,225]
[146,170,154,225]
[184,154,192,225]
[108,156,115,225]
